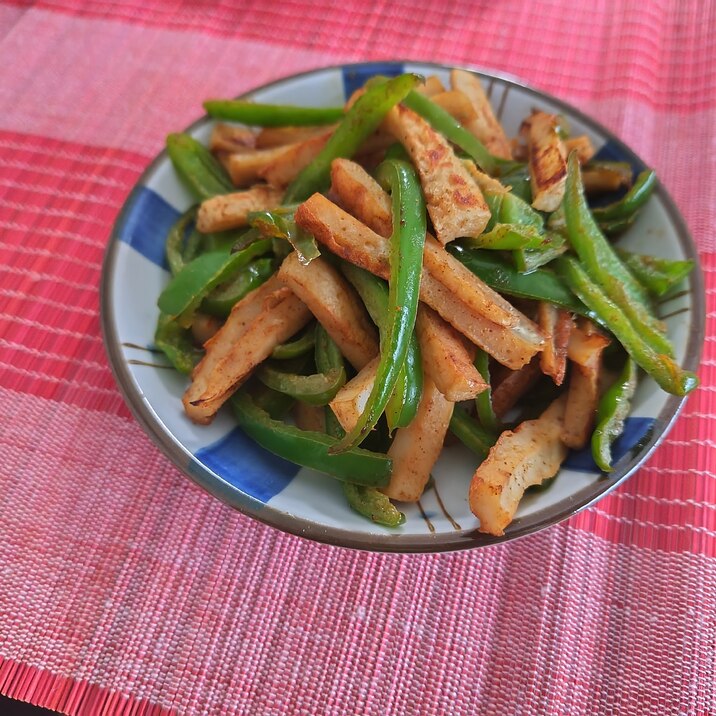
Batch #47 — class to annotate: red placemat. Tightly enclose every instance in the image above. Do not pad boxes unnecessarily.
[0,2,714,714]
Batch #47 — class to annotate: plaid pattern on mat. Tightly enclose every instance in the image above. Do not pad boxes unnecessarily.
[0,2,714,714]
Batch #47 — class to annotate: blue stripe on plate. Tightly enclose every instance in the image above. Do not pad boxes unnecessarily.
[341,62,405,98]
[563,416,655,473]
[119,186,179,269]
[195,427,300,503]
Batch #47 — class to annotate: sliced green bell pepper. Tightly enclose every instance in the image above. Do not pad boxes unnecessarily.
[157,239,272,327]
[449,406,497,459]
[203,100,344,127]
[474,350,500,433]
[617,249,694,298]
[499,191,544,229]
[598,215,636,237]
[332,158,426,451]
[343,483,405,527]
[563,153,673,357]
[166,133,233,200]
[340,262,423,433]
[231,391,392,486]
[314,324,349,442]
[557,256,697,396]
[499,165,532,203]
[256,362,346,406]
[248,210,320,265]
[201,257,276,317]
[460,223,547,251]
[284,73,422,203]
[153,312,202,375]
[402,90,521,176]
[165,206,198,276]
[592,169,657,222]
[249,380,295,420]
[591,357,639,472]
[448,245,588,315]
[513,232,568,272]
[271,324,317,360]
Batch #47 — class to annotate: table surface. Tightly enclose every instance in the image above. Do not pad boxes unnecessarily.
[1,2,714,715]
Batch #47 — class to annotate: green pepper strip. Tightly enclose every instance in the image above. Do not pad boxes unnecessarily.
[153,312,202,375]
[388,335,423,432]
[231,391,392,486]
[341,263,423,433]
[271,236,293,262]
[157,239,272,327]
[477,181,564,270]
[449,407,497,460]
[513,232,568,272]
[202,257,276,317]
[249,380,295,420]
[482,192,503,232]
[343,483,405,527]
[166,133,233,200]
[326,409,345,440]
[184,229,202,264]
[315,323,406,527]
[313,323,341,373]
[201,228,242,254]
[331,158,426,451]
[474,350,500,433]
[498,165,532,203]
[599,216,636,238]
[448,246,588,315]
[499,191,544,229]
[271,324,316,360]
[616,249,695,298]
[563,153,673,357]
[231,227,265,253]
[591,357,639,472]
[402,90,521,176]
[592,169,657,222]
[248,210,320,265]
[166,207,198,276]
[384,142,411,162]
[557,256,697,396]
[461,224,547,251]
[284,73,422,203]
[598,215,636,237]
[314,324,349,441]
[203,100,344,127]
[256,363,346,406]
[547,202,567,235]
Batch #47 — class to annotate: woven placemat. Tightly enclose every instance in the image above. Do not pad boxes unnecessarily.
[0,2,714,714]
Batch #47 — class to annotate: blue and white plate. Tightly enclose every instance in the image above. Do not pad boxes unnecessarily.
[101,62,704,552]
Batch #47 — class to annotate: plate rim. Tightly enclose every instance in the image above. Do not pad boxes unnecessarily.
[100,60,706,553]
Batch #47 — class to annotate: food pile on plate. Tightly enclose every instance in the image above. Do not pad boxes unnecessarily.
[153,70,696,535]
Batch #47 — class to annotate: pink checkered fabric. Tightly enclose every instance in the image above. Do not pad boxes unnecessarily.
[0,2,715,714]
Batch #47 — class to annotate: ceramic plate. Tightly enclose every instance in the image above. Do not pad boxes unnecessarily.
[101,61,705,552]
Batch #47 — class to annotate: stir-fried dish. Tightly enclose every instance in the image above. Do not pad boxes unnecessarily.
[155,71,697,535]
